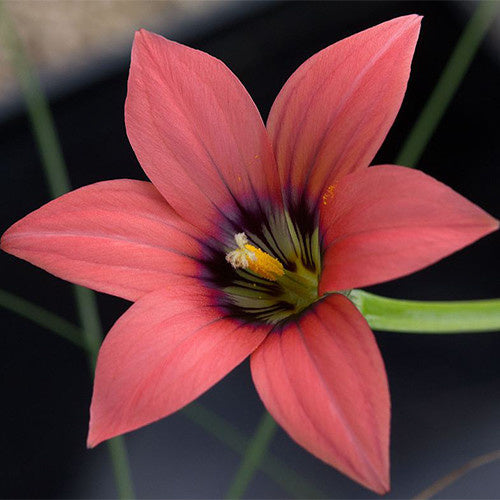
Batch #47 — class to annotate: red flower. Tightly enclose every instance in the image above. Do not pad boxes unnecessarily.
[2,16,497,493]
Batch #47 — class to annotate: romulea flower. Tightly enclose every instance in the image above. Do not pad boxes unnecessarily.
[2,15,498,494]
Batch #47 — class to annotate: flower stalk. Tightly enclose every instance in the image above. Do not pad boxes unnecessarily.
[349,290,500,333]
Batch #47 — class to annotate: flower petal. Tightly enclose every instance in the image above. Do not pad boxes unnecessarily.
[320,165,499,293]
[1,180,203,301]
[251,294,390,493]
[88,287,270,447]
[267,15,421,206]
[125,29,281,236]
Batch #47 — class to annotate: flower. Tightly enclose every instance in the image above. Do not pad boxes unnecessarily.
[1,15,498,494]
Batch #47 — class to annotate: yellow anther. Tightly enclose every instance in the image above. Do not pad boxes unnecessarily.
[225,233,284,281]
[244,244,284,281]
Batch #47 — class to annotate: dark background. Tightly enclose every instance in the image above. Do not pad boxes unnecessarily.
[1,1,499,498]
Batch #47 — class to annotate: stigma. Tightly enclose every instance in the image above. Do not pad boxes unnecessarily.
[225,233,285,281]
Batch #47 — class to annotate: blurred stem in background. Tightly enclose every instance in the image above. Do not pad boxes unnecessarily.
[183,402,325,498]
[228,2,500,498]
[0,288,87,350]
[413,449,500,500]
[396,0,500,168]
[224,412,278,499]
[0,3,135,498]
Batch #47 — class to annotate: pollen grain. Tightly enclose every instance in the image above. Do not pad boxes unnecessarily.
[322,183,337,205]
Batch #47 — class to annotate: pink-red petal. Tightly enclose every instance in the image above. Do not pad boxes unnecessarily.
[267,15,421,206]
[1,180,203,301]
[319,165,499,293]
[88,287,270,447]
[126,29,282,236]
[251,294,390,493]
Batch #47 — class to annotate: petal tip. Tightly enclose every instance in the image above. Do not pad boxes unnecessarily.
[403,13,422,35]
[399,13,423,25]
[133,28,162,51]
[86,437,102,449]
[86,428,99,449]
[364,456,390,495]
[87,417,108,449]
[0,229,8,252]
[477,212,499,236]
[1,223,18,255]
[378,486,391,496]
[376,474,391,496]
[363,464,390,495]
[392,13,422,39]
[135,27,152,40]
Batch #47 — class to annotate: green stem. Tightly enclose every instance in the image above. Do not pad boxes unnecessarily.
[72,288,135,499]
[106,437,135,500]
[0,288,86,350]
[0,2,70,197]
[184,403,325,498]
[396,0,500,168]
[1,4,135,498]
[349,290,500,333]
[225,411,278,499]
[73,286,103,370]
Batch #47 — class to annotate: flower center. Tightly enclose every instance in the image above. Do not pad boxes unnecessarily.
[219,210,321,324]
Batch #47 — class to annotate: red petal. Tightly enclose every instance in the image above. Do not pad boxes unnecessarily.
[251,295,390,493]
[88,287,269,447]
[267,15,421,205]
[126,30,281,236]
[1,180,203,301]
[320,165,499,293]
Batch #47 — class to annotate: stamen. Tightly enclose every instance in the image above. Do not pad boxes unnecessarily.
[226,232,285,281]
